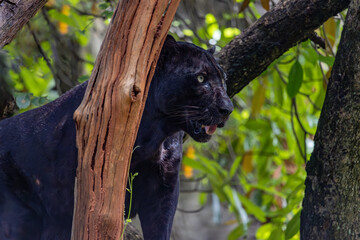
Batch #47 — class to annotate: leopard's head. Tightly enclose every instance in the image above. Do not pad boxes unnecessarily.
[153,35,233,142]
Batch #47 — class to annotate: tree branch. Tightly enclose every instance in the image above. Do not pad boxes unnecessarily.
[0,0,48,48]
[218,0,350,97]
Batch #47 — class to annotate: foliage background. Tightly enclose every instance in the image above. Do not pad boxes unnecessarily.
[1,0,345,239]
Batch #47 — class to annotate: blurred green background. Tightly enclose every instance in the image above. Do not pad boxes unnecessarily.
[0,0,345,239]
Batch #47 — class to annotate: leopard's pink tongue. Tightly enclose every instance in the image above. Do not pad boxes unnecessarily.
[205,125,217,135]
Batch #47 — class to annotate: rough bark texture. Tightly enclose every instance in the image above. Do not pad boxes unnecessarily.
[0,0,47,48]
[301,1,360,239]
[71,0,180,239]
[219,0,350,97]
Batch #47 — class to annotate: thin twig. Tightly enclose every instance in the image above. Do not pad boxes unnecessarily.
[322,25,335,56]
[293,99,312,135]
[290,100,306,162]
[72,6,106,19]
[27,23,57,81]
[311,43,329,85]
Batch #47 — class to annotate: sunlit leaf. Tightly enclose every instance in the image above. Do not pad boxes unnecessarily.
[302,47,319,65]
[242,151,253,173]
[251,78,267,116]
[319,55,335,66]
[223,28,241,38]
[285,211,301,240]
[269,226,283,240]
[205,13,216,24]
[227,225,245,240]
[260,0,270,11]
[182,157,206,173]
[324,17,336,47]
[256,223,273,239]
[48,10,77,28]
[183,29,194,37]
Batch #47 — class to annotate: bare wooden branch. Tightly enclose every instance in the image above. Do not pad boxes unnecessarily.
[0,0,47,48]
[71,0,180,239]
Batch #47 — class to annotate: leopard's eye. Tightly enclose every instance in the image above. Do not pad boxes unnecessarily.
[197,75,205,83]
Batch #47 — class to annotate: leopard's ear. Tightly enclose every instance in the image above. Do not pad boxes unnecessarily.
[207,46,216,55]
[163,35,178,50]
[160,35,179,59]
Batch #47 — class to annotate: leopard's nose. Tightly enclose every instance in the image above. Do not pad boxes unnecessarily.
[219,98,233,117]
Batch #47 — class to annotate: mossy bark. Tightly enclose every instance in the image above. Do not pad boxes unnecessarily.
[301,0,360,239]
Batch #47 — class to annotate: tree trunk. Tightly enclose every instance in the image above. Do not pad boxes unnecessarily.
[0,0,48,47]
[71,1,179,239]
[219,0,350,97]
[301,0,360,239]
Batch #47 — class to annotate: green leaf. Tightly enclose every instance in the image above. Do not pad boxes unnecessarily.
[238,194,266,222]
[302,48,318,65]
[229,156,242,179]
[15,93,31,109]
[227,225,245,240]
[269,226,283,240]
[286,61,303,98]
[319,55,335,66]
[285,211,301,240]
[102,10,114,19]
[48,9,78,28]
[199,192,208,205]
[99,2,110,9]
[182,157,207,172]
[31,96,48,107]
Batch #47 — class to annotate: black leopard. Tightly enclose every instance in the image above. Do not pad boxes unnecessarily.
[0,35,233,240]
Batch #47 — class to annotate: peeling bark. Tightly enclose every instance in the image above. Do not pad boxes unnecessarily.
[301,0,360,239]
[219,0,350,97]
[0,0,47,48]
[71,0,180,239]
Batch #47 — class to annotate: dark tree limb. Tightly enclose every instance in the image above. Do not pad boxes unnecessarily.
[218,0,350,97]
[0,0,48,48]
[0,51,16,120]
[301,0,360,238]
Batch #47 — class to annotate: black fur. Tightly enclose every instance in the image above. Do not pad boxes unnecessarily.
[0,36,233,240]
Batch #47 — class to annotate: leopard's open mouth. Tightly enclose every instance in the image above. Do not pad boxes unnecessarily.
[189,118,228,142]
[193,122,217,135]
